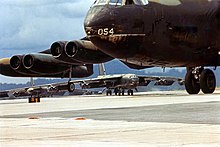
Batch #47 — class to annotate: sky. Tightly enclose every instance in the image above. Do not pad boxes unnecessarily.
[0,0,94,83]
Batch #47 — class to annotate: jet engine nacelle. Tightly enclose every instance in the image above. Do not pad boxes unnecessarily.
[23,53,71,74]
[50,41,67,57]
[22,53,93,77]
[50,41,81,65]
[65,40,114,64]
[10,55,39,76]
[0,57,93,78]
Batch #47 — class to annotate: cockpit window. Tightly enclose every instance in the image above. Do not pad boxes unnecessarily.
[93,0,148,6]
[95,0,108,5]
[109,0,123,5]
[125,0,149,5]
[148,0,181,6]
[133,0,148,5]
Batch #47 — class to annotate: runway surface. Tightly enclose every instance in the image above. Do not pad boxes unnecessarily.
[0,91,220,146]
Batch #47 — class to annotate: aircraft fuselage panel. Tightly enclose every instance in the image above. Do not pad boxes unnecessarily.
[84,0,220,67]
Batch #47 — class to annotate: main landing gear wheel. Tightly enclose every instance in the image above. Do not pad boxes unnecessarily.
[185,69,200,94]
[106,89,112,96]
[185,67,216,95]
[128,89,134,96]
[112,88,125,96]
[121,89,125,96]
[68,82,75,92]
[200,69,216,94]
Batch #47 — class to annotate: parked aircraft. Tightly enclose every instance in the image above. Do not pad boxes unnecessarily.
[0,0,219,95]
[65,64,184,96]
[72,74,183,96]
[0,63,184,97]
[0,82,71,99]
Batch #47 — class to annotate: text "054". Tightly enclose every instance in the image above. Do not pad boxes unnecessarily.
[98,28,114,36]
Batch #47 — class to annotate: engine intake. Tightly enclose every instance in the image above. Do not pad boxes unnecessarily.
[23,55,34,69]
[0,57,93,78]
[65,41,78,57]
[51,41,67,57]
[65,40,114,64]
[10,55,22,70]
[50,41,81,65]
[23,53,70,74]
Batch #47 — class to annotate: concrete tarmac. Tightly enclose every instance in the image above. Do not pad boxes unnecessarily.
[0,91,220,146]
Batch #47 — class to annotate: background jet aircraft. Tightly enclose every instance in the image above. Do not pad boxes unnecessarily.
[66,64,184,96]
[0,82,72,99]
[73,74,183,96]
[84,0,220,94]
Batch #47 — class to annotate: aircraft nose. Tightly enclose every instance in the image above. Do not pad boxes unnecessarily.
[84,6,115,36]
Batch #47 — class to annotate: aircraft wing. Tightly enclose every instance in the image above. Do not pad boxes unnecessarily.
[71,74,123,89]
[138,75,184,86]
[0,89,29,98]
[0,81,73,98]
[0,38,113,79]
[0,91,11,98]
[69,74,184,90]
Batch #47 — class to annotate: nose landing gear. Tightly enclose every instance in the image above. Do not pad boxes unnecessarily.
[185,67,216,94]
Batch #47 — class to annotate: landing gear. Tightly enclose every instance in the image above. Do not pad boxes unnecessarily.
[113,88,125,96]
[185,67,216,95]
[127,89,134,96]
[122,89,125,96]
[114,88,119,95]
[67,66,75,92]
[106,89,112,96]
[68,82,75,92]
[110,88,134,96]
[119,89,125,96]
[185,68,200,94]
[200,69,216,94]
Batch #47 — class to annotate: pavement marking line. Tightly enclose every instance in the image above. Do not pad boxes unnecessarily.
[74,117,87,120]
[28,116,40,119]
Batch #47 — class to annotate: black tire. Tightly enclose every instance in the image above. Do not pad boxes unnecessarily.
[185,70,200,94]
[118,89,121,96]
[68,82,75,92]
[122,89,125,96]
[131,90,134,96]
[128,89,133,95]
[106,89,112,96]
[114,88,118,95]
[128,90,130,95]
[200,69,216,94]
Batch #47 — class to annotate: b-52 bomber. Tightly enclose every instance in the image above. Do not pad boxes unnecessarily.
[66,64,183,96]
[72,73,183,96]
[0,82,72,99]
[84,0,220,94]
[0,0,220,95]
